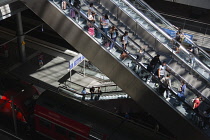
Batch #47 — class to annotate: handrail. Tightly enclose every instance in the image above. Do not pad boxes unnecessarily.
[50,0,210,131]
[58,86,122,96]
[85,0,210,105]
[56,87,171,138]
[158,11,210,27]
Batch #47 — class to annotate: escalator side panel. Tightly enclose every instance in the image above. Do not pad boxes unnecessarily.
[22,0,208,140]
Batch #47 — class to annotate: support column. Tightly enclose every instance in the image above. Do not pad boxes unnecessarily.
[16,12,26,62]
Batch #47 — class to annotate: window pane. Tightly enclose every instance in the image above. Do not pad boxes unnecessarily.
[55,125,66,135]
[40,118,51,129]
[69,131,76,140]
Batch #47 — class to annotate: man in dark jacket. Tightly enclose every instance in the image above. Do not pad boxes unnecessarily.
[150,54,161,69]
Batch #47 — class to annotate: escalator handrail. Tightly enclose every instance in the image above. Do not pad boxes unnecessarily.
[50,0,209,130]
[58,85,123,96]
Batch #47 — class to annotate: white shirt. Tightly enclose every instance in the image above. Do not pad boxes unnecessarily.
[102,19,109,28]
[122,35,128,44]
[159,65,166,76]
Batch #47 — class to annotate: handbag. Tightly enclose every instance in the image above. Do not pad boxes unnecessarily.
[88,27,95,36]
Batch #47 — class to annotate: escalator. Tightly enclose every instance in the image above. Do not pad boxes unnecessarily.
[21,0,210,139]
[95,0,210,101]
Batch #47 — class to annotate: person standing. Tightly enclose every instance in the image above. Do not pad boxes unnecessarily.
[100,14,110,37]
[73,0,81,20]
[109,26,118,50]
[88,3,94,15]
[90,86,95,100]
[133,49,144,71]
[177,81,186,101]
[150,54,161,69]
[81,87,87,101]
[159,74,171,98]
[96,87,102,100]
[121,31,128,50]
[193,96,202,112]
[158,61,166,79]
[38,53,44,67]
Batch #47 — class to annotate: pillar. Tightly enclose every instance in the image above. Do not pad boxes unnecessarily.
[16,12,26,62]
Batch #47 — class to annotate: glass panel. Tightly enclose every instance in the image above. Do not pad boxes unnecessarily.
[69,131,77,140]
[55,125,66,135]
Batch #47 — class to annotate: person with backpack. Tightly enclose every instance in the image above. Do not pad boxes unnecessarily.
[121,31,128,50]
[109,26,118,50]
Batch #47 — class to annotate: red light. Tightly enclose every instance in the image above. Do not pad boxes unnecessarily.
[0,95,7,100]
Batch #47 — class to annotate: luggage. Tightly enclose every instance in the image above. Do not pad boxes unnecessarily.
[88,27,95,36]
[104,40,110,48]
[61,1,67,10]
[120,51,128,60]
[70,8,76,18]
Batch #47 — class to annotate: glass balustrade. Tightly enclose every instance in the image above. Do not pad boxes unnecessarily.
[49,0,210,132]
